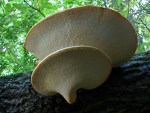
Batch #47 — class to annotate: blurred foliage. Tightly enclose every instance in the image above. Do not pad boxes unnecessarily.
[0,0,150,76]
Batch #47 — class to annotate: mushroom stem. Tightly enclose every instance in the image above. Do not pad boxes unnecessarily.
[60,88,77,104]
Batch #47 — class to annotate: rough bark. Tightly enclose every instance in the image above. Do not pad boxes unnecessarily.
[0,51,150,113]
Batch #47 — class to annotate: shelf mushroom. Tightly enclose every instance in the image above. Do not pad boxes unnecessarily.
[24,5,138,104]
[24,5,137,67]
[31,46,112,104]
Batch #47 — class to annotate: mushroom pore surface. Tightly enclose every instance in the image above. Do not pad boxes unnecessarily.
[31,46,112,104]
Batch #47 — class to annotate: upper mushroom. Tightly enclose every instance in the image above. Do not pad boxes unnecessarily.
[24,5,137,67]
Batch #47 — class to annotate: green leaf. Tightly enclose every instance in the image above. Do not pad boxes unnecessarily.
[6,3,11,11]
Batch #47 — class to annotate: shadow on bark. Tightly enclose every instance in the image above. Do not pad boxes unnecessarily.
[0,51,150,113]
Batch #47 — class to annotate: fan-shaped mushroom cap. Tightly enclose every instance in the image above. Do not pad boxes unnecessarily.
[25,5,137,67]
[31,46,112,104]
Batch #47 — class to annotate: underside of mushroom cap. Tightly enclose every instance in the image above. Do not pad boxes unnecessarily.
[25,5,137,67]
[31,46,112,104]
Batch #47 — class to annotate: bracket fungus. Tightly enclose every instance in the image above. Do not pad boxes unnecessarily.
[24,5,137,67]
[32,46,111,104]
[24,6,137,104]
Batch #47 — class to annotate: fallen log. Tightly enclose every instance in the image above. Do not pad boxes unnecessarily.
[0,51,150,113]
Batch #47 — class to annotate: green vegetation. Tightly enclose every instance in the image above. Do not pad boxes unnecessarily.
[0,0,149,76]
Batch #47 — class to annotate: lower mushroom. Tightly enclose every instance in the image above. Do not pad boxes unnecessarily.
[31,46,112,104]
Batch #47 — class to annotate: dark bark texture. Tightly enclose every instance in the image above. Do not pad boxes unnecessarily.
[0,51,150,113]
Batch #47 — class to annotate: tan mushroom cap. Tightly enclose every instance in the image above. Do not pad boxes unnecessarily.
[24,5,137,67]
[31,46,112,104]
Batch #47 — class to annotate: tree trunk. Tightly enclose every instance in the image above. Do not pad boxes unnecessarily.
[0,51,150,113]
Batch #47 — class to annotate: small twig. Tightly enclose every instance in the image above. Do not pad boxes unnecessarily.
[139,18,150,32]
[24,0,45,17]
[132,20,142,25]
[130,9,150,32]
[103,0,108,8]
[139,3,150,14]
